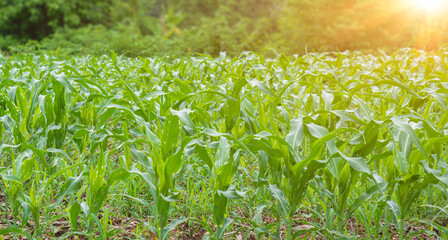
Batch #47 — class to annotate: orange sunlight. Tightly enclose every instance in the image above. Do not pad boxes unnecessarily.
[411,0,448,12]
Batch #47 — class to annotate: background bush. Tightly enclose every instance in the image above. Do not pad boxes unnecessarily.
[1,0,448,56]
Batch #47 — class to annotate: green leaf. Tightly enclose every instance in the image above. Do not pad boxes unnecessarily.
[306,123,329,138]
[286,117,304,150]
[387,200,401,225]
[268,184,289,219]
[216,160,234,190]
[391,116,428,159]
[217,218,234,240]
[53,75,77,93]
[202,128,257,159]
[393,146,408,175]
[0,227,33,239]
[165,148,184,177]
[345,183,383,223]
[130,145,151,169]
[193,141,214,170]
[70,202,81,231]
[170,108,196,132]
[162,217,188,240]
[20,200,30,228]
[338,155,371,174]
[215,137,230,170]
[49,173,83,209]
[422,161,448,185]
[217,184,245,200]
[106,168,130,188]
[249,79,275,96]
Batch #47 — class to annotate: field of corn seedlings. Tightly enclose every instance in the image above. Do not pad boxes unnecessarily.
[1,49,448,240]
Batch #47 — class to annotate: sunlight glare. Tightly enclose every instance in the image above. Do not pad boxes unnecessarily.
[411,0,448,12]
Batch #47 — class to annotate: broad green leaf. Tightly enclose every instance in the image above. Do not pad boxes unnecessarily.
[50,174,83,209]
[70,202,81,231]
[268,184,289,218]
[305,123,329,138]
[217,184,245,200]
[170,108,196,132]
[286,117,304,150]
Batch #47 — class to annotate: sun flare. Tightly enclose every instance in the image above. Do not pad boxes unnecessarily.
[411,0,448,12]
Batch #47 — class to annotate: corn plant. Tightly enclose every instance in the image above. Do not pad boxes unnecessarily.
[1,50,448,239]
[129,110,190,240]
[193,135,246,240]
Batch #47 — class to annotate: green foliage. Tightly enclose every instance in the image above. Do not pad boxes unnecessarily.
[36,24,187,57]
[4,0,448,56]
[1,49,448,239]
[0,0,111,40]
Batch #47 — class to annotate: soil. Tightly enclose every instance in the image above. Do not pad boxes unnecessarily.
[0,194,443,239]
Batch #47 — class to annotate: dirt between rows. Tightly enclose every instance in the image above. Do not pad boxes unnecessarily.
[0,193,442,239]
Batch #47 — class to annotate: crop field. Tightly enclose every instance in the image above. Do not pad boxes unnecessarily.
[1,49,448,240]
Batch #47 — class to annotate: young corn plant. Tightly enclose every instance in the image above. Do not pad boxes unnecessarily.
[81,151,129,238]
[384,116,448,240]
[25,164,84,238]
[1,50,448,239]
[193,136,245,240]
[243,114,363,239]
[131,111,190,240]
[314,120,386,234]
[0,151,29,233]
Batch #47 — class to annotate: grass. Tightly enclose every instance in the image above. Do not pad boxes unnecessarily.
[1,49,448,239]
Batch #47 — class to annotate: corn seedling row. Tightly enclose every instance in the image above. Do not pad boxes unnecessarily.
[1,50,448,239]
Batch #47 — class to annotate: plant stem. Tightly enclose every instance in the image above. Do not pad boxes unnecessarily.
[286,217,293,240]
[216,224,222,240]
[399,219,404,240]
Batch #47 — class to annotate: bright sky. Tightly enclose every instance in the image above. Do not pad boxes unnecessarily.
[411,0,448,12]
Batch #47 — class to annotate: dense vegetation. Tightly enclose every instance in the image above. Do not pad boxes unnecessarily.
[1,49,448,239]
[1,0,448,56]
